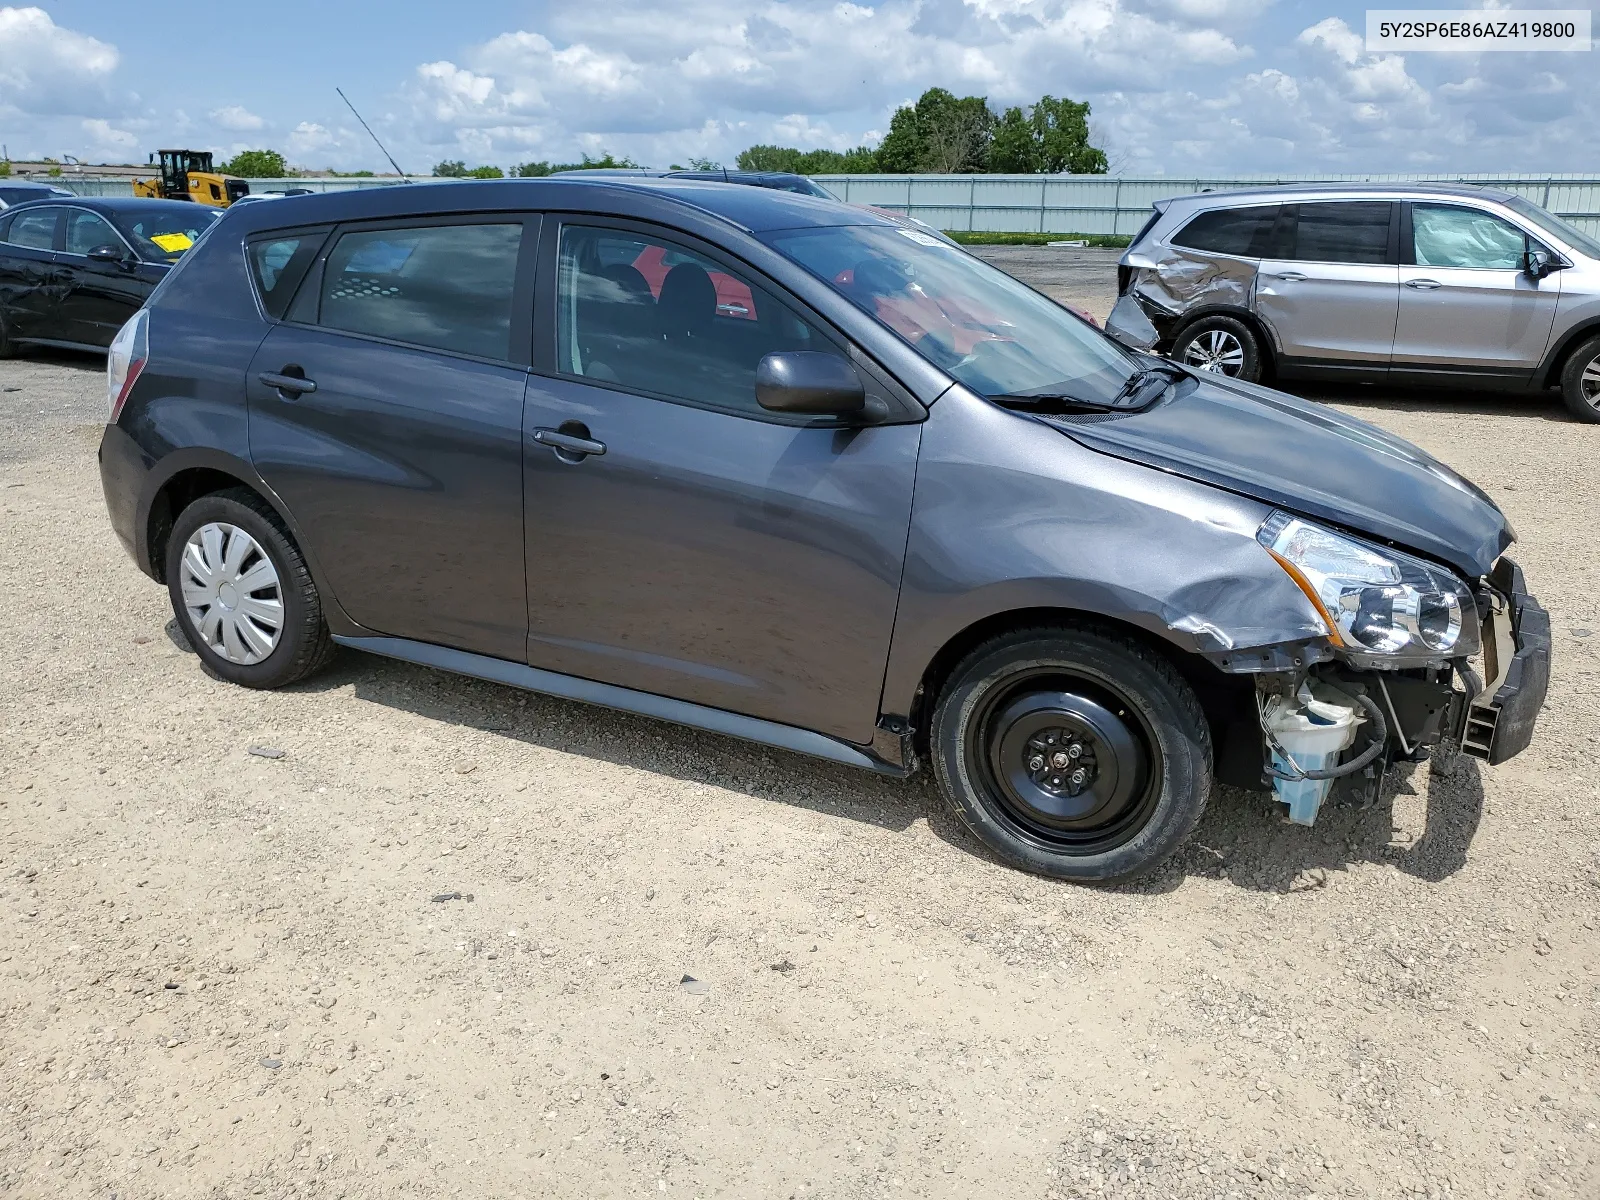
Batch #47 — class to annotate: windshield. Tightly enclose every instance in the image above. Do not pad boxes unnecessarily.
[123,207,221,262]
[762,223,1137,400]
[1505,195,1600,260]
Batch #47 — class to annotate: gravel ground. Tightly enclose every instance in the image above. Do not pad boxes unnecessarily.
[2,258,1598,1200]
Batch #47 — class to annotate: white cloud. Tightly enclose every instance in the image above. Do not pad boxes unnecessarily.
[0,6,119,120]
[1,0,1597,176]
[210,104,265,132]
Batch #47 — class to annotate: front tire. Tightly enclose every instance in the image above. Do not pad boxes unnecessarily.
[1559,334,1600,424]
[165,488,335,688]
[1172,315,1261,382]
[930,627,1213,883]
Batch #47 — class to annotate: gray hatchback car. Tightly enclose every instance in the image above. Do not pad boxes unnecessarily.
[98,178,1549,883]
[1107,183,1600,422]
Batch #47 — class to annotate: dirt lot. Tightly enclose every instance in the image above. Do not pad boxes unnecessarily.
[3,257,1599,1200]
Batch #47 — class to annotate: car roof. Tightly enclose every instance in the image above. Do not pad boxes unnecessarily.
[1,195,218,217]
[1166,181,1520,209]
[221,176,886,237]
[2,181,73,193]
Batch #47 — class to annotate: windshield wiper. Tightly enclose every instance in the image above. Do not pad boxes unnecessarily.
[991,363,1184,414]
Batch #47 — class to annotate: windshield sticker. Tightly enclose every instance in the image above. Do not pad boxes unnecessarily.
[897,228,946,248]
[148,232,194,253]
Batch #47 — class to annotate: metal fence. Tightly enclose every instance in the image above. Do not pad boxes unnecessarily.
[812,173,1600,237]
[45,172,1600,236]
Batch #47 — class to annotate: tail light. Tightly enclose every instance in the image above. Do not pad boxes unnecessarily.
[107,309,149,422]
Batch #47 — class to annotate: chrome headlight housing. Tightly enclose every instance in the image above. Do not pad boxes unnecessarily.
[1258,512,1478,659]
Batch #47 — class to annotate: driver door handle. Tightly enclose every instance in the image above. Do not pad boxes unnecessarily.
[1404,278,1442,290]
[257,371,317,396]
[533,427,607,458]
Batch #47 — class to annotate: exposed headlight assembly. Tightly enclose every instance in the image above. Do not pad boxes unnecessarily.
[1258,512,1478,659]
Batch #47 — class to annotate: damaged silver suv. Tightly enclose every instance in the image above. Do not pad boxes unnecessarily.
[1107,183,1600,422]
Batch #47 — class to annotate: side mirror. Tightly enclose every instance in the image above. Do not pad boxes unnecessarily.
[88,244,128,265]
[755,352,866,416]
[1525,247,1560,280]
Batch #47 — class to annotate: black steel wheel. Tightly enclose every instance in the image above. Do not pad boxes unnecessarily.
[931,626,1212,882]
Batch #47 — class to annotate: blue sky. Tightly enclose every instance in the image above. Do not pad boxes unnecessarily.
[3,1,1595,174]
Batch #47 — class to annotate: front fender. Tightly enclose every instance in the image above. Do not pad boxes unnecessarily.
[879,386,1331,717]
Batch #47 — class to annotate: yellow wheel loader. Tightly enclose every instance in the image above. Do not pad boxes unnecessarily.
[132,150,250,208]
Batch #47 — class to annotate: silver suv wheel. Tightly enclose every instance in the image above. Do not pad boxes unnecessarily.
[1560,334,1600,424]
[1182,329,1245,375]
[179,522,284,664]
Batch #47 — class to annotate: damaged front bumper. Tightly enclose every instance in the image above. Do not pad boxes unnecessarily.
[1235,556,1549,824]
[1460,557,1552,764]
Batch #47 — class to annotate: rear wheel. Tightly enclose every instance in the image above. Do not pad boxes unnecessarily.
[930,627,1213,883]
[1559,334,1600,424]
[1172,315,1261,382]
[164,488,335,688]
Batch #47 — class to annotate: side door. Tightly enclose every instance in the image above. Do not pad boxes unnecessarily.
[0,206,66,340]
[1254,201,1399,368]
[245,216,539,662]
[521,218,922,745]
[55,207,165,347]
[1392,202,1561,378]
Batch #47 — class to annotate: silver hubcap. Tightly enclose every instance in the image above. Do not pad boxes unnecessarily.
[1183,329,1246,375]
[180,523,283,665]
[1582,355,1600,407]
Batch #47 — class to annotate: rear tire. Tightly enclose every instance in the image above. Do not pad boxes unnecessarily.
[930,626,1213,883]
[1559,334,1600,424]
[164,488,335,689]
[1172,315,1261,382]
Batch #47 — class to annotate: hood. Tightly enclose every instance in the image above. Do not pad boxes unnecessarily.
[1052,373,1511,579]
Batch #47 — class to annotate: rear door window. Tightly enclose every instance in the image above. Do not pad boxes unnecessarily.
[1170,206,1279,257]
[316,222,523,360]
[5,207,61,251]
[1283,202,1393,264]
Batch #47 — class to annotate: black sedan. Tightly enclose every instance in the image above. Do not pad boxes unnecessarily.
[0,196,218,355]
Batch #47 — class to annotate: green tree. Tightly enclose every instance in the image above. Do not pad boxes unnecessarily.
[686,156,722,171]
[735,143,879,174]
[433,159,468,177]
[220,149,288,177]
[0,160,10,178]
[989,106,1041,173]
[739,89,1107,178]
[987,96,1106,174]
[1033,95,1107,174]
[877,88,992,174]
[464,165,504,178]
[514,152,642,176]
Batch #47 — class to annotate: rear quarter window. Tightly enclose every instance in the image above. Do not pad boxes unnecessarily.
[246,231,328,319]
[1171,206,1279,257]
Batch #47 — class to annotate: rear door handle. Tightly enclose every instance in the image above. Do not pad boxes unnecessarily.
[257,371,317,396]
[1271,271,1306,282]
[1404,278,1442,290]
[533,427,606,458]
